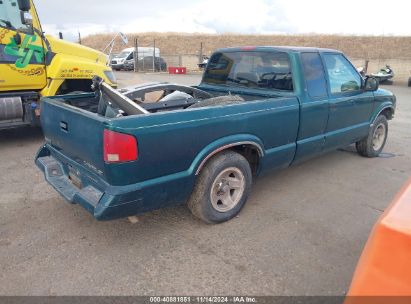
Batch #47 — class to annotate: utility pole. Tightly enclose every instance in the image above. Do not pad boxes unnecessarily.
[153,39,156,72]
[199,42,203,64]
[378,31,385,67]
[78,31,81,45]
[134,37,139,72]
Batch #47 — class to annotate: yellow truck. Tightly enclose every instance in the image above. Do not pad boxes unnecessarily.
[0,0,117,129]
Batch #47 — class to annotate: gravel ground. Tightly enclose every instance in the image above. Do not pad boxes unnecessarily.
[0,72,410,296]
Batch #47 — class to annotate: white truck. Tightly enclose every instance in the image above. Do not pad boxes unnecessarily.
[110,47,160,70]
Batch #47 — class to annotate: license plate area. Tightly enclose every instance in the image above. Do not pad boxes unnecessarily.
[68,165,82,189]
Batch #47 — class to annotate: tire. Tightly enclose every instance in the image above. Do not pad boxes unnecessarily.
[188,95,244,109]
[187,151,252,224]
[356,115,388,157]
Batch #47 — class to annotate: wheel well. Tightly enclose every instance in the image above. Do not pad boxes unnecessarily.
[380,107,394,120]
[231,145,261,175]
[196,143,262,176]
[56,79,93,95]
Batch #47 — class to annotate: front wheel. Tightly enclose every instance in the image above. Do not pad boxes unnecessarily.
[187,151,252,224]
[356,115,388,157]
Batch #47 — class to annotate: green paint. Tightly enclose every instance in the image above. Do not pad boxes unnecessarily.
[4,34,46,68]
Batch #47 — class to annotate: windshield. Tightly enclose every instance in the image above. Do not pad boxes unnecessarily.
[203,51,293,91]
[0,0,31,32]
[115,51,131,59]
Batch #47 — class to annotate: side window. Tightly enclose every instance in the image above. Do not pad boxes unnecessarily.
[301,53,327,98]
[0,0,31,32]
[127,53,134,60]
[323,54,361,94]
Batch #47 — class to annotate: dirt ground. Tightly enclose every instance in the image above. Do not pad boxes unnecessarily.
[0,72,410,295]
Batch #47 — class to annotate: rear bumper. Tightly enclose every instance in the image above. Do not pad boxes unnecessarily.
[35,145,195,220]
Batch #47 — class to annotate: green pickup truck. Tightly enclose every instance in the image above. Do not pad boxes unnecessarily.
[35,46,396,224]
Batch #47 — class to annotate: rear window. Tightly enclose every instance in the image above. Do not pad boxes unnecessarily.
[203,51,293,91]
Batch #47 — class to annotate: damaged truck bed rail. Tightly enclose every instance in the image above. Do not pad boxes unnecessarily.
[95,76,216,115]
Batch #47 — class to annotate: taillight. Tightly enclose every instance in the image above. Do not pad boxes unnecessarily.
[103,129,138,163]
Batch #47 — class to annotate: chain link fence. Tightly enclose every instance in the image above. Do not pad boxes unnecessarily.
[108,37,206,73]
[109,53,202,72]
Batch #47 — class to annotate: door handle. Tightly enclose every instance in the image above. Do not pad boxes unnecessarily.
[60,121,68,132]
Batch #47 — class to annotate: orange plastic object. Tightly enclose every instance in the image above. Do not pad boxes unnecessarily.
[168,67,187,74]
[346,178,411,299]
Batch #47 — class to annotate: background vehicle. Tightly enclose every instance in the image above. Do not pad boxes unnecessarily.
[36,46,396,224]
[110,47,160,70]
[371,65,394,83]
[198,56,209,69]
[356,66,365,77]
[0,0,116,130]
[123,56,167,72]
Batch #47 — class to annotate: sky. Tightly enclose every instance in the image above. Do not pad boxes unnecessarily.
[34,0,411,41]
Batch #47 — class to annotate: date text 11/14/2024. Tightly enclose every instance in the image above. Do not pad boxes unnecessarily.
[149,296,257,303]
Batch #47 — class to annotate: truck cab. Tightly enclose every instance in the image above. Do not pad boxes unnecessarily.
[0,0,117,130]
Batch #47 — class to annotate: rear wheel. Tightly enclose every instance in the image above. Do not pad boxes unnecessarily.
[356,115,388,157]
[188,151,252,224]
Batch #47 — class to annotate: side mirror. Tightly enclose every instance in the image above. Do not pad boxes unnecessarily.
[17,0,31,12]
[21,11,33,26]
[364,77,379,92]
